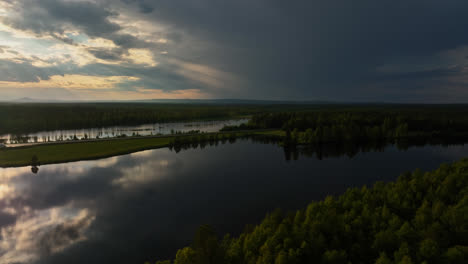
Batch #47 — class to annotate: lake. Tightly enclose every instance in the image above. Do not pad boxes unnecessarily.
[0,119,248,144]
[0,140,466,263]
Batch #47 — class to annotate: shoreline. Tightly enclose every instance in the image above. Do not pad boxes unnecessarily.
[0,130,279,168]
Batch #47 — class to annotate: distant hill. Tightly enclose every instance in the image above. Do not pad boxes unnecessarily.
[6,98,338,104]
[134,99,341,105]
[11,97,70,103]
[15,97,36,102]
[3,97,392,105]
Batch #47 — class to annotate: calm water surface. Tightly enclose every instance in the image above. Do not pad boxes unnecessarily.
[0,140,467,263]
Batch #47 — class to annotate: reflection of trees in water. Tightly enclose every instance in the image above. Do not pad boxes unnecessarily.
[31,155,40,174]
[284,137,468,161]
[168,134,468,161]
[284,141,386,161]
[168,133,242,153]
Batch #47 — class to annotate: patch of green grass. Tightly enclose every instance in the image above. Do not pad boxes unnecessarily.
[0,130,283,167]
[0,136,173,167]
[254,130,286,137]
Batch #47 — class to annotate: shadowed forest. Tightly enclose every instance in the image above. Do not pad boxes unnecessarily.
[222,107,468,144]
[0,103,313,134]
[2,103,468,135]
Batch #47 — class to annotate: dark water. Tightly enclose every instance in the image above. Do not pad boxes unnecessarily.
[0,140,467,263]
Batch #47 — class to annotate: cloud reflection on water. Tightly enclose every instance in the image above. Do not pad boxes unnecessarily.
[0,147,180,263]
[0,141,467,263]
[0,207,94,263]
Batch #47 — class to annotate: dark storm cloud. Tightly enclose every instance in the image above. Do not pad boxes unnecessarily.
[2,0,468,101]
[110,33,149,49]
[0,59,58,82]
[87,48,126,61]
[117,0,468,101]
[2,0,151,60]
[121,0,154,14]
[3,0,120,37]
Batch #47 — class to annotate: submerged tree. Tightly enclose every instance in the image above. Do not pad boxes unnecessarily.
[31,154,40,174]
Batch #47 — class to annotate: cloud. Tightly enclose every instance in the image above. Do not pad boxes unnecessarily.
[0,207,94,264]
[0,0,154,64]
[87,47,126,62]
[2,0,120,39]
[123,49,157,66]
[2,0,468,101]
[121,0,154,14]
[0,74,140,90]
[0,59,58,82]
[169,59,242,90]
[116,0,468,101]
[37,212,94,257]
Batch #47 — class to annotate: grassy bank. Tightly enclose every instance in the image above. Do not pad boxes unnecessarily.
[0,130,281,167]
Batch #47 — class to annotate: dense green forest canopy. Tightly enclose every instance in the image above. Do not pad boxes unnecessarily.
[0,103,264,134]
[153,159,468,264]
[0,102,346,134]
[2,103,468,135]
[222,105,468,144]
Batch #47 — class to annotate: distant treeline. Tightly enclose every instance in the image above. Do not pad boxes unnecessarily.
[1,103,354,135]
[0,103,278,134]
[221,106,468,144]
[153,159,468,264]
[3,103,468,135]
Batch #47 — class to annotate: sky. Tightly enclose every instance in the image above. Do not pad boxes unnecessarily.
[1,0,468,102]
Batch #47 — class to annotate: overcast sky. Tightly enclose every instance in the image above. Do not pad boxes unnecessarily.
[1,0,468,102]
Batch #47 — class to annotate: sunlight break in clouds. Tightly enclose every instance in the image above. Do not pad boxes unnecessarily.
[0,0,233,100]
[76,88,211,100]
[2,0,468,101]
[0,74,140,89]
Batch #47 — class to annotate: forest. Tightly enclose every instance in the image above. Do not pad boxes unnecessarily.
[221,105,468,145]
[152,158,468,264]
[0,103,319,134]
[3,103,468,136]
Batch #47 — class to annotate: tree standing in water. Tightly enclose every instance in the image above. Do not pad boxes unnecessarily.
[31,155,39,174]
